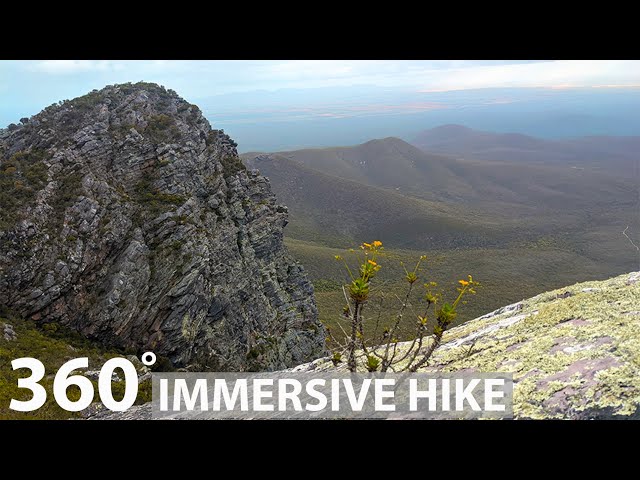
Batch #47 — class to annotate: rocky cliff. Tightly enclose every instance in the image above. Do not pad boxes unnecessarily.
[292,271,640,419]
[0,82,326,371]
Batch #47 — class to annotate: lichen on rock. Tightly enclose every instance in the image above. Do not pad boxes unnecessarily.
[290,271,640,419]
[0,82,327,371]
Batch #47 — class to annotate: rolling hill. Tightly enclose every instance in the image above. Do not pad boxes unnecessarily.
[243,136,637,246]
[254,137,469,202]
[246,136,637,210]
[242,131,639,341]
[412,124,640,176]
[243,152,505,249]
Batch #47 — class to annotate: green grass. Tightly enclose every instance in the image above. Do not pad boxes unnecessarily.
[0,315,153,420]
[285,236,635,345]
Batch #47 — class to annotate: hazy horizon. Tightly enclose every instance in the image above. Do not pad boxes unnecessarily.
[2,60,640,151]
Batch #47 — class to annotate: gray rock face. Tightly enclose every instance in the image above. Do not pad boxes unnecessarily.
[3,323,16,341]
[0,82,327,371]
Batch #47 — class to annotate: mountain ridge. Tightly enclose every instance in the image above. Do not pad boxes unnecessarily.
[264,136,469,201]
[0,82,327,371]
[242,135,637,250]
[243,133,638,342]
[412,124,640,175]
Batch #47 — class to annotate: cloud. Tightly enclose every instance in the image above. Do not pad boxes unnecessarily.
[417,60,640,92]
[18,60,640,92]
[27,60,124,74]
[227,60,640,94]
[591,84,640,89]
[5,60,640,113]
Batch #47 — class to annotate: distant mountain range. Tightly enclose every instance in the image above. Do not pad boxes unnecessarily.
[242,126,638,332]
[243,150,496,249]
[242,127,638,251]
[412,124,639,175]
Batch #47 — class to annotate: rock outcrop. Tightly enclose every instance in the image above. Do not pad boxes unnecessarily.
[2,323,16,341]
[0,82,326,371]
[292,271,640,419]
[91,271,640,420]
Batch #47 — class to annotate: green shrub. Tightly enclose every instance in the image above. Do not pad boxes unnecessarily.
[24,162,48,185]
[68,90,102,112]
[331,352,342,366]
[205,130,219,146]
[109,378,151,405]
[144,114,181,144]
[169,240,184,252]
[134,179,186,217]
[329,240,480,372]
[365,355,380,372]
[0,149,50,231]
[136,379,153,404]
[220,155,246,178]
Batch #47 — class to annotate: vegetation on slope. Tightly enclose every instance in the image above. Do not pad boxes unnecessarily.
[246,135,638,344]
[285,237,636,343]
[244,139,638,257]
[246,153,509,250]
[0,312,156,419]
[0,149,49,231]
[296,271,640,419]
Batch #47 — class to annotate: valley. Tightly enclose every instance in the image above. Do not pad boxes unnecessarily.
[242,128,639,341]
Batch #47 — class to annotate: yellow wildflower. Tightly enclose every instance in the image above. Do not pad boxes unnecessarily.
[368,259,377,266]
[459,279,469,286]
[373,240,383,247]
[363,242,372,248]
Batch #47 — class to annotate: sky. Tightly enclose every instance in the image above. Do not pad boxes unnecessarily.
[2,60,640,150]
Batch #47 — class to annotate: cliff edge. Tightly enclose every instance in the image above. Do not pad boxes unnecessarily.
[0,82,326,371]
